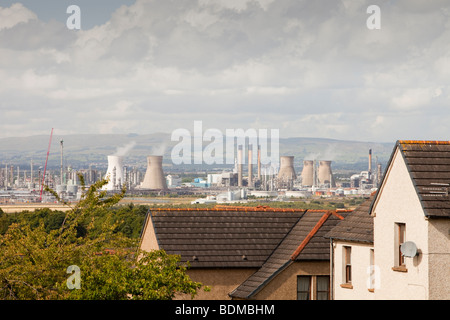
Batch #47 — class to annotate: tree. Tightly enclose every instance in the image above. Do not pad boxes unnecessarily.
[0,175,205,300]
[68,249,204,300]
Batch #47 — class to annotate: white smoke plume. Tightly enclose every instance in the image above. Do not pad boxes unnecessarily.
[151,142,167,156]
[304,152,320,161]
[113,141,136,156]
[321,144,337,161]
[304,144,338,161]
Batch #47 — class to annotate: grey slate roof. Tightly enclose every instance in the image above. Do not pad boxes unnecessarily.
[229,210,348,299]
[146,207,352,299]
[149,209,305,268]
[294,210,349,260]
[397,140,450,218]
[324,196,374,243]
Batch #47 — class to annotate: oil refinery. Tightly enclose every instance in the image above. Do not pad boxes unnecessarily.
[0,134,383,205]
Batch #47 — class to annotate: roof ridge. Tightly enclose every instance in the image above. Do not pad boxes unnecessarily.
[290,210,339,261]
[151,206,307,212]
[398,140,450,145]
[229,209,346,299]
[234,212,304,299]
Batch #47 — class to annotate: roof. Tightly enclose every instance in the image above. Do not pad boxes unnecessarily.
[148,207,306,268]
[291,210,348,260]
[371,140,450,219]
[229,210,348,299]
[324,196,374,243]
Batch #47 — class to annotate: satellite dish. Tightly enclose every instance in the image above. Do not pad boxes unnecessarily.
[400,241,418,258]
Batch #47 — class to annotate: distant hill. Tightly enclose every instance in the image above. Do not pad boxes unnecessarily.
[0,133,394,172]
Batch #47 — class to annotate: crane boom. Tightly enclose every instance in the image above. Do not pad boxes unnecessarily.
[40,128,53,201]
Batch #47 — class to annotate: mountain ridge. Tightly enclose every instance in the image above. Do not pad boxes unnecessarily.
[0,133,394,170]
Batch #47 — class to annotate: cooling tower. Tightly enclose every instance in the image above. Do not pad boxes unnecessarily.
[103,155,124,191]
[301,160,314,186]
[140,156,167,190]
[318,160,335,187]
[277,156,296,182]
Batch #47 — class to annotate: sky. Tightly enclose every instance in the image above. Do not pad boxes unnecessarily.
[0,0,450,143]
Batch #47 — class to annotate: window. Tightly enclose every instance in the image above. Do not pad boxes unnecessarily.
[397,223,406,266]
[297,276,330,300]
[297,276,311,300]
[393,223,407,272]
[340,246,353,289]
[344,246,352,284]
[316,276,330,300]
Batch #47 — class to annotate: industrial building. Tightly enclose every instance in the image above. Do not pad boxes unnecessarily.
[0,135,384,204]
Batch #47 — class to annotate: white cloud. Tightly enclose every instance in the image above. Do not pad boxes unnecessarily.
[0,3,37,31]
[1,0,450,142]
[391,88,438,110]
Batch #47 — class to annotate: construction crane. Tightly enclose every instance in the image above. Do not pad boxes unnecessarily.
[40,128,53,202]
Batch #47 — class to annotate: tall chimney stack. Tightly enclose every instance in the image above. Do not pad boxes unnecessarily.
[257,145,261,181]
[248,145,253,188]
[60,139,64,185]
[238,145,243,187]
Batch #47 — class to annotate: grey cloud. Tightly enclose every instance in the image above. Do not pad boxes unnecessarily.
[0,19,75,51]
[1,0,450,142]
[104,27,151,61]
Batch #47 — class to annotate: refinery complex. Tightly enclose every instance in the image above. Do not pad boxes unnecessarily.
[0,137,382,205]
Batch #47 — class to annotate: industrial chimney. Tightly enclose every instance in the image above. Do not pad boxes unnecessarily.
[140,155,167,190]
[301,160,314,186]
[238,145,243,187]
[257,145,261,181]
[277,156,296,189]
[103,155,124,191]
[318,160,335,187]
[248,145,253,188]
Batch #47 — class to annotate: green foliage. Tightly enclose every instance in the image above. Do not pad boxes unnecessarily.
[69,250,204,300]
[109,203,148,239]
[127,250,204,300]
[0,175,204,300]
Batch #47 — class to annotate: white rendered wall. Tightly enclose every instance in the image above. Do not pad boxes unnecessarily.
[371,147,429,299]
[332,241,374,300]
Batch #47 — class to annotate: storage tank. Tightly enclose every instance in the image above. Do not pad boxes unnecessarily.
[301,160,314,186]
[140,156,167,190]
[318,160,335,187]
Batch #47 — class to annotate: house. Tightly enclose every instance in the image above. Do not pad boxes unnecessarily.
[230,209,348,300]
[324,196,374,299]
[326,140,450,300]
[139,206,349,300]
